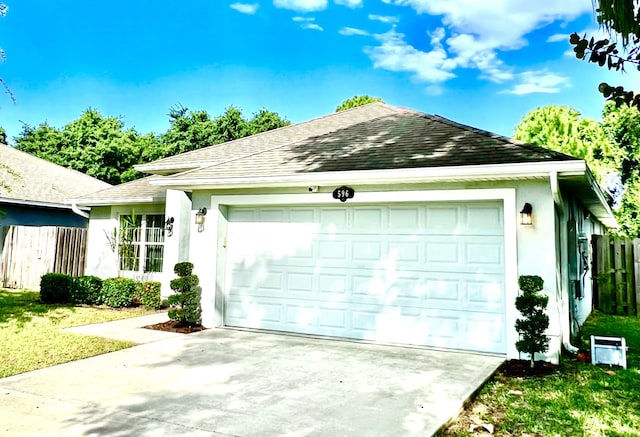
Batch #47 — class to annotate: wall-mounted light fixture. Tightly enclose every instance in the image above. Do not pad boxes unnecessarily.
[164,217,175,237]
[520,202,533,226]
[195,207,207,232]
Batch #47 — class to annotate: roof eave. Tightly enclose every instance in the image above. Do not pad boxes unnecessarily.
[150,160,587,189]
[0,197,90,211]
[68,196,166,207]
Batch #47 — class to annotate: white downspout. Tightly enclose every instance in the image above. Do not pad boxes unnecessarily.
[550,171,579,354]
[71,202,90,219]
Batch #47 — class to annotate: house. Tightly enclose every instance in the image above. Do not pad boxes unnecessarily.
[71,103,616,363]
[0,143,111,246]
[0,144,111,289]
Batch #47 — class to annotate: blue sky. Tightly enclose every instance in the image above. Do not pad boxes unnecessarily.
[0,0,633,143]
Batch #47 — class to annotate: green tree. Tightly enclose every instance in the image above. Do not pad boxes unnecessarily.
[513,105,619,182]
[160,105,289,156]
[570,0,640,109]
[601,102,640,236]
[15,109,159,185]
[336,95,384,112]
[0,126,6,144]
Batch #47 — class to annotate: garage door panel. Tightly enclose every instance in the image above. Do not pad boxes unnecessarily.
[225,202,506,354]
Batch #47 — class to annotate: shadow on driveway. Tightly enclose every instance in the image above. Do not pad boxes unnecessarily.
[0,328,503,436]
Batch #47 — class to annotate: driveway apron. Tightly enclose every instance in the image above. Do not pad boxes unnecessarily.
[0,327,503,436]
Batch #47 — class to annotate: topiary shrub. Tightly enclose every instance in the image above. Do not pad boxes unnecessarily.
[71,275,103,305]
[515,275,550,369]
[167,262,202,325]
[40,273,73,304]
[101,277,138,308]
[141,281,162,310]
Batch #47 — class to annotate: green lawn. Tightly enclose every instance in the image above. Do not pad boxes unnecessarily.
[0,289,156,378]
[441,312,640,437]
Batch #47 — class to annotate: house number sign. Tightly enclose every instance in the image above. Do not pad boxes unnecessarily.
[332,186,355,202]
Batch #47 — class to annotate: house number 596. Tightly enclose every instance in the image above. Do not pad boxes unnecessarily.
[332,186,355,202]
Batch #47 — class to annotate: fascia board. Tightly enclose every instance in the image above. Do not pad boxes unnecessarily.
[150,161,587,188]
[68,197,163,207]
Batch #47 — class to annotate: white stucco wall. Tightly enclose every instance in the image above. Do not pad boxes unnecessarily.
[84,203,166,282]
[161,190,192,297]
[84,206,119,279]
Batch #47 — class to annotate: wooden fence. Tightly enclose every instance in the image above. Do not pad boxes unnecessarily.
[592,235,640,316]
[0,225,87,290]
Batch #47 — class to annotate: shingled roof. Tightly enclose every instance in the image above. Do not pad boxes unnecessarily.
[0,144,111,207]
[162,105,577,182]
[74,102,585,204]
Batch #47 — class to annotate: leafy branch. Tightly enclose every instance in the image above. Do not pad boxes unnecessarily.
[570,32,640,109]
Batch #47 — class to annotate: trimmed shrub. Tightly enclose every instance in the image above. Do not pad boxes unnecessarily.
[101,277,138,308]
[174,262,194,277]
[40,273,72,304]
[71,276,103,304]
[515,275,550,369]
[167,262,202,325]
[141,281,162,310]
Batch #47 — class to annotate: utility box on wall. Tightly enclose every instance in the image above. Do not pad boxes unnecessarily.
[591,335,627,369]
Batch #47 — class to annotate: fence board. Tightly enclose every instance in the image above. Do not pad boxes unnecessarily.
[592,235,640,317]
[1,225,87,290]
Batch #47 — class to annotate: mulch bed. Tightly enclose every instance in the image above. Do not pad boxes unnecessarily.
[143,320,207,334]
[498,359,559,377]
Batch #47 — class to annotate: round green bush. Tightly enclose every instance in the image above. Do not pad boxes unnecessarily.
[101,277,138,308]
[71,276,103,305]
[141,281,162,310]
[40,273,72,304]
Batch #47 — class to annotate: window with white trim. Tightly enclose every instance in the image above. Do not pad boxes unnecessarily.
[118,214,165,273]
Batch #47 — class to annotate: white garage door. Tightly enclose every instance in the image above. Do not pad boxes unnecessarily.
[224,202,506,354]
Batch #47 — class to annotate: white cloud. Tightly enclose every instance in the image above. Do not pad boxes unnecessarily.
[365,1,592,87]
[302,22,324,31]
[339,27,370,36]
[547,33,569,43]
[368,14,399,24]
[505,70,570,95]
[293,16,315,21]
[386,0,591,49]
[273,0,328,12]
[334,0,363,7]
[365,28,456,83]
[230,3,259,14]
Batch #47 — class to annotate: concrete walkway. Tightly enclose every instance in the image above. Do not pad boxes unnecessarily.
[2,315,504,437]
[63,312,184,344]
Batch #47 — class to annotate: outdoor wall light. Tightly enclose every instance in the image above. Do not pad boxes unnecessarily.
[164,217,175,237]
[195,207,207,232]
[520,203,533,226]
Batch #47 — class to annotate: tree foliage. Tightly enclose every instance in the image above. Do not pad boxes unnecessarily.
[15,109,156,185]
[336,95,384,112]
[514,103,640,237]
[14,105,290,185]
[570,0,640,109]
[513,105,619,182]
[601,102,640,236]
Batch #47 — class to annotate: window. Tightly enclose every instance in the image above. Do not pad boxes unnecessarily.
[118,214,165,273]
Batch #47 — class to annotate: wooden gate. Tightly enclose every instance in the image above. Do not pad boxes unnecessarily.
[0,225,87,290]
[592,235,640,316]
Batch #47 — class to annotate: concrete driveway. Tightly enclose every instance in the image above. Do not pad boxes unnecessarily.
[1,323,503,437]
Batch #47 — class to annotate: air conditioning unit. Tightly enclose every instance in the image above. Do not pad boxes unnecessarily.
[591,335,627,369]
